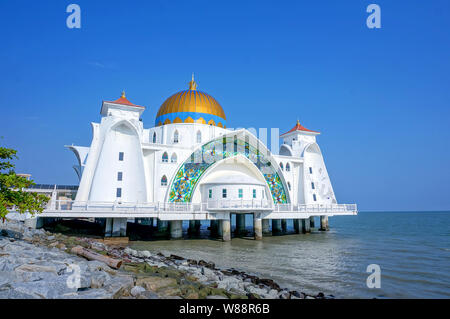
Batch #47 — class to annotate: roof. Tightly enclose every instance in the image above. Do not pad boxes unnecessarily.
[104,91,145,108]
[280,120,319,136]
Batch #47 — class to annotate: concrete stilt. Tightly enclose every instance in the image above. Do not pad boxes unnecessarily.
[188,220,196,234]
[221,218,231,241]
[272,219,282,235]
[302,218,311,233]
[156,220,169,237]
[235,214,246,236]
[309,216,315,229]
[24,217,44,229]
[253,214,263,240]
[105,218,127,237]
[210,220,219,237]
[170,220,183,239]
[136,218,152,226]
[319,215,329,231]
[262,219,270,234]
[281,219,287,233]
[293,219,300,234]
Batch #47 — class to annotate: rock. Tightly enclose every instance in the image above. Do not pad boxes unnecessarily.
[15,264,59,274]
[316,292,325,299]
[137,290,160,299]
[169,254,185,261]
[206,295,228,299]
[87,260,115,275]
[184,291,199,299]
[157,286,182,297]
[71,288,112,299]
[47,236,55,241]
[278,291,291,299]
[130,285,146,297]
[135,276,177,291]
[257,278,280,291]
[103,274,134,298]
[90,270,111,289]
[198,260,215,269]
[141,251,151,258]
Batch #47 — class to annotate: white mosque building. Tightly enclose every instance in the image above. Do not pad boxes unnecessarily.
[53,76,356,240]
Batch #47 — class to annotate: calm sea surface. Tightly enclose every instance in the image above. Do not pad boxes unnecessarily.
[130,212,450,298]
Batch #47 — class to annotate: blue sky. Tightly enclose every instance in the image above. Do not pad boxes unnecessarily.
[0,0,449,211]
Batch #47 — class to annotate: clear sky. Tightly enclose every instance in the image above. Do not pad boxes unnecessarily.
[1,0,449,211]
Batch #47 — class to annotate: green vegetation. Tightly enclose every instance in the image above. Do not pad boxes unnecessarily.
[0,146,48,220]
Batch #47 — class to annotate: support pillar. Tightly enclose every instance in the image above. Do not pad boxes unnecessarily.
[235,214,246,237]
[309,216,315,229]
[272,219,282,235]
[253,214,262,240]
[105,218,127,237]
[221,218,231,241]
[319,215,329,231]
[170,220,183,239]
[156,220,169,237]
[210,220,219,237]
[281,219,287,233]
[262,219,270,234]
[136,218,152,226]
[302,218,311,234]
[24,217,44,229]
[293,219,300,234]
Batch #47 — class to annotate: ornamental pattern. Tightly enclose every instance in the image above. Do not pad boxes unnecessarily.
[168,137,288,203]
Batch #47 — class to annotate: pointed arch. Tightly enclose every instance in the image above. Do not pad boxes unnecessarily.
[286,162,290,172]
[173,130,179,143]
[196,130,202,143]
[171,152,177,163]
[162,152,168,162]
[161,175,168,186]
[152,132,157,143]
[280,162,284,171]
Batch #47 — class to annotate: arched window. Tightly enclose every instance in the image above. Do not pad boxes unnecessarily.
[288,182,291,191]
[152,132,157,143]
[286,163,290,172]
[196,130,202,143]
[162,152,168,163]
[173,130,179,143]
[280,163,284,171]
[171,153,177,163]
[161,175,167,186]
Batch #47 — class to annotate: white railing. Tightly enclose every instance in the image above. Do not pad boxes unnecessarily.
[43,200,356,214]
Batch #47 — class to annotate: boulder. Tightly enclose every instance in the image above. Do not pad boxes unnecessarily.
[130,285,146,297]
[135,276,177,291]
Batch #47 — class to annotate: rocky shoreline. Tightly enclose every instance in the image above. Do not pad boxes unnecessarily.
[0,219,333,299]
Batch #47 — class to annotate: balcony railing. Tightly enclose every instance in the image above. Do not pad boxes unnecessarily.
[42,199,356,214]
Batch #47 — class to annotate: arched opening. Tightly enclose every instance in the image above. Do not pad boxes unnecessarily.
[288,182,291,191]
[286,163,290,172]
[152,132,157,143]
[161,175,168,186]
[162,152,168,163]
[196,130,202,143]
[173,130,179,143]
[280,162,284,171]
[171,153,177,163]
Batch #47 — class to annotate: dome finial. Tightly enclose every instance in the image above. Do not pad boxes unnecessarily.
[189,73,197,91]
[121,90,126,98]
[297,118,300,125]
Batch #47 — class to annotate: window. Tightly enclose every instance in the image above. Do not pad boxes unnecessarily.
[309,167,313,174]
[196,131,202,143]
[173,130,179,143]
[171,153,177,163]
[311,182,315,190]
[313,194,317,201]
[262,190,265,198]
[117,172,123,181]
[280,163,284,171]
[238,189,243,198]
[222,189,227,198]
[208,189,212,199]
[162,152,168,163]
[253,189,256,199]
[286,163,290,172]
[119,152,124,161]
[288,182,291,191]
[161,175,167,186]
[152,132,157,143]
[116,188,122,198]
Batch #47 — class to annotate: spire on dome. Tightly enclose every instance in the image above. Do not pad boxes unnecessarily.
[189,73,197,91]
[121,90,126,98]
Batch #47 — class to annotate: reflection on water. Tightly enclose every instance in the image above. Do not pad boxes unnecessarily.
[130,212,450,298]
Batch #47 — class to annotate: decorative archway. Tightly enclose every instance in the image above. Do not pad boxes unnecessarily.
[168,133,288,204]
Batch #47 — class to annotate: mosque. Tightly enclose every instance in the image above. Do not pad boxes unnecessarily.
[42,75,356,240]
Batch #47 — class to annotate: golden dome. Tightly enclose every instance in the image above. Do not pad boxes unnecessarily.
[155,75,227,128]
